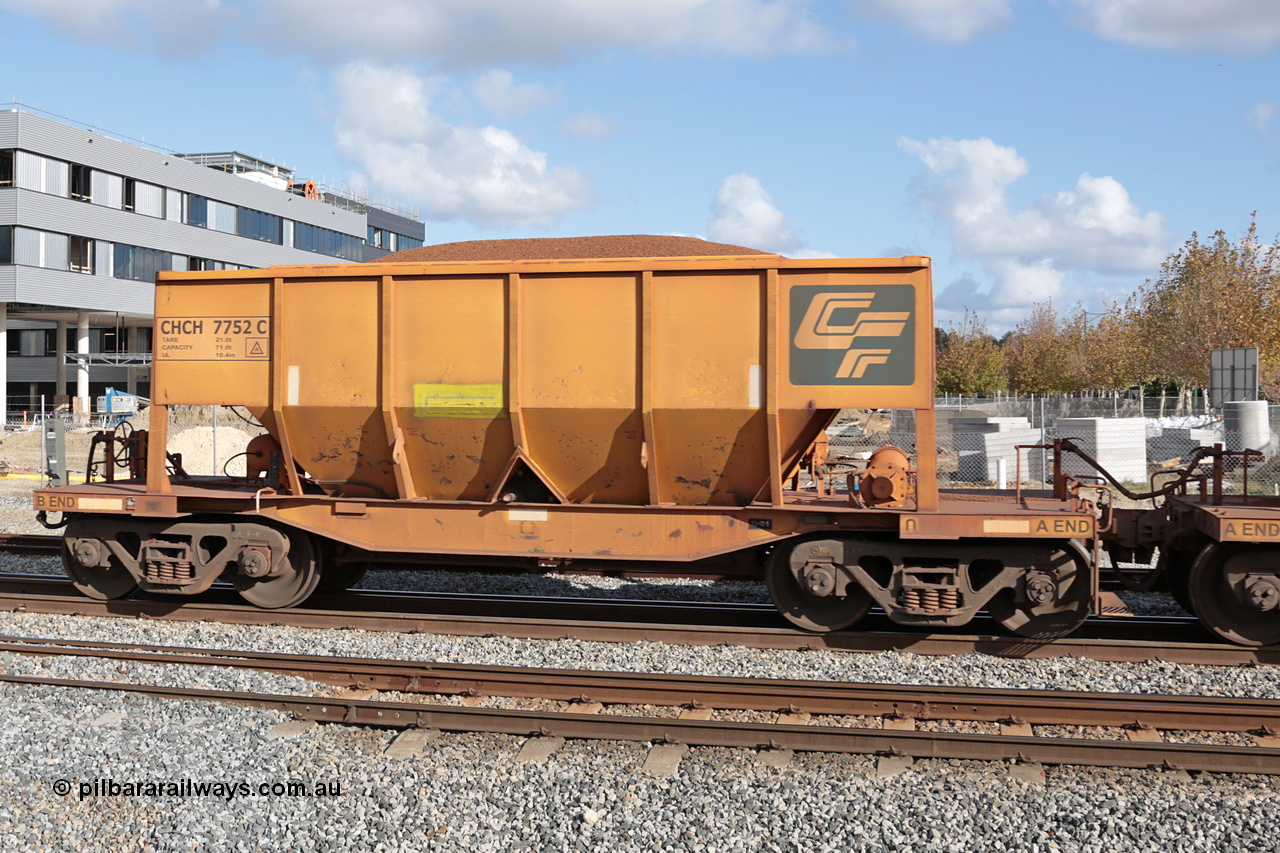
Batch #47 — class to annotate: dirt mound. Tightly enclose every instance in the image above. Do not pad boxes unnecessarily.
[377,235,775,263]
[168,425,254,477]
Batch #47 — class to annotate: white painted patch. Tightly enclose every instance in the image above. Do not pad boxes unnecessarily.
[749,364,763,408]
[508,509,548,522]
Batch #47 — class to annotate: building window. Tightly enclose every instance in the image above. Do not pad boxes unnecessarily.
[134,181,164,218]
[18,329,45,357]
[93,328,125,354]
[91,171,122,208]
[11,227,68,269]
[366,227,411,252]
[0,226,10,265]
[295,222,361,261]
[187,194,208,227]
[237,207,283,244]
[136,327,153,353]
[122,178,135,212]
[0,150,13,187]
[113,243,173,282]
[210,199,237,234]
[69,236,94,274]
[69,164,91,202]
[188,257,240,272]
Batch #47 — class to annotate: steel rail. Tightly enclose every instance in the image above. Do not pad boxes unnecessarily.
[0,576,1265,665]
[2,635,1278,733]
[2,671,1277,774]
[0,534,63,556]
[0,571,1194,637]
[0,531,1157,589]
[0,572,1185,629]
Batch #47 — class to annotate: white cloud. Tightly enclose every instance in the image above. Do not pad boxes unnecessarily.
[472,70,553,117]
[563,112,620,142]
[706,173,803,254]
[899,135,1169,307]
[985,258,1066,303]
[334,63,591,227]
[850,0,1012,42]
[269,0,832,67]
[1071,0,1280,53]
[1250,101,1277,134]
[4,0,835,65]
[0,0,233,52]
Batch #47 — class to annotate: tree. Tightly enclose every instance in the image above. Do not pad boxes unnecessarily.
[1135,216,1280,412]
[935,309,1007,394]
[1004,302,1080,395]
[1071,299,1149,393]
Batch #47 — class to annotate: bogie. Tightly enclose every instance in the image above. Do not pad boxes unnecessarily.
[57,514,322,609]
[764,534,1091,638]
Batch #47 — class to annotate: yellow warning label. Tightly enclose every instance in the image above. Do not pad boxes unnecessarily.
[155,317,271,361]
[413,383,505,418]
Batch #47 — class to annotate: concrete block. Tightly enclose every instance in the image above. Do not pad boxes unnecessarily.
[1008,763,1046,785]
[641,744,689,777]
[385,728,441,758]
[514,736,565,764]
[265,720,317,740]
[875,756,913,778]
[756,749,794,768]
[881,717,916,731]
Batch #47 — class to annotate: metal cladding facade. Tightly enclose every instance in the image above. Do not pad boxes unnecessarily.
[152,255,934,508]
[0,109,368,314]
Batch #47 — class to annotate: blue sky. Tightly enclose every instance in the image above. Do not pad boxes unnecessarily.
[3,0,1279,332]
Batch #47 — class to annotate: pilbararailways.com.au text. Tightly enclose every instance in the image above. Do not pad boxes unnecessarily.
[52,777,343,802]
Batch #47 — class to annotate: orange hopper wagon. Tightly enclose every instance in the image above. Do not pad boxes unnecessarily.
[36,255,1099,637]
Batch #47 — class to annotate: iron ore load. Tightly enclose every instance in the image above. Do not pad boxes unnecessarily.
[32,252,1279,645]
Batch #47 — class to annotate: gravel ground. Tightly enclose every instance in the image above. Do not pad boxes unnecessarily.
[2,479,1279,851]
[3,678,1279,853]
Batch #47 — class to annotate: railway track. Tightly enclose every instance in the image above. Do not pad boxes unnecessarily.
[2,635,1277,774]
[0,533,63,556]
[0,532,1160,588]
[0,572,1271,666]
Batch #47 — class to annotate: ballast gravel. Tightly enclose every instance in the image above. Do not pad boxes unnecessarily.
[0,489,1278,849]
[3,677,1280,853]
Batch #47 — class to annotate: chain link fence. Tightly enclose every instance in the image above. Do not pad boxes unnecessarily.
[1,405,267,483]
[7,395,1280,496]
[827,397,1280,497]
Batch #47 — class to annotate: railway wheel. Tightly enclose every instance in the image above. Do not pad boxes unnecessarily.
[1158,531,1210,615]
[61,518,137,600]
[233,527,321,609]
[1164,548,1200,615]
[766,537,872,633]
[986,544,1090,639]
[1188,543,1280,646]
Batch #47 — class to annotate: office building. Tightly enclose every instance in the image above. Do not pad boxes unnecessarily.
[0,104,424,422]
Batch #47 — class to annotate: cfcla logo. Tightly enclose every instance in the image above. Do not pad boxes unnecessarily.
[792,292,911,379]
